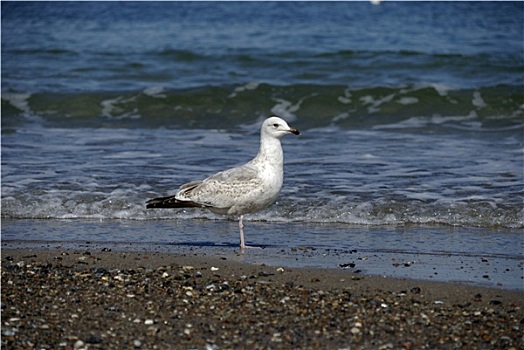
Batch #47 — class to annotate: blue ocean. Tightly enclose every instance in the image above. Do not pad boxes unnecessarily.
[2,2,523,289]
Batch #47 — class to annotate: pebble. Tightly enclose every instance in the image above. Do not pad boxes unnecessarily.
[410,286,422,294]
[73,340,85,349]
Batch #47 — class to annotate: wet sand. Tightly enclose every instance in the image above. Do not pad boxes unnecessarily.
[2,248,523,349]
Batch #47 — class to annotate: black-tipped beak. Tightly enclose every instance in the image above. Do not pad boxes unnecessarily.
[289,128,300,135]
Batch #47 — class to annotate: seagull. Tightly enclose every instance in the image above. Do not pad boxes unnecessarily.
[146,116,300,249]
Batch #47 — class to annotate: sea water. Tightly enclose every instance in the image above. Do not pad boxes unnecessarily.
[2,2,523,288]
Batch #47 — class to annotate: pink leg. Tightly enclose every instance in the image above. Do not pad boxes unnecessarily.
[238,215,261,251]
[239,215,246,249]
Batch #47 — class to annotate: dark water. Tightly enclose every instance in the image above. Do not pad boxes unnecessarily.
[1,2,523,287]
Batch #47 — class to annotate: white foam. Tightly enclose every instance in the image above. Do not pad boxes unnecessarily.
[331,112,350,123]
[430,110,478,124]
[3,92,33,114]
[359,93,395,113]
[228,82,261,98]
[373,116,428,129]
[337,87,352,104]
[143,86,167,98]
[396,97,419,105]
[472,91,487,108]
[100,96,141,119]
[429,83,453,97]
[269,94,315,122]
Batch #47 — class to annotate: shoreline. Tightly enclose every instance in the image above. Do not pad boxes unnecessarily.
[2,234,523,291]
[2,247,523,349]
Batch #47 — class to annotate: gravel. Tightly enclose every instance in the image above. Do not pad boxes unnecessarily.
[2,249,523,349]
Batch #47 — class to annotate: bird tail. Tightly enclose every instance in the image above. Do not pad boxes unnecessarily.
[146,195,203,209]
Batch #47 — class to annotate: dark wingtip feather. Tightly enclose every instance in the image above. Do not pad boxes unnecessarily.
[146,195,203,209]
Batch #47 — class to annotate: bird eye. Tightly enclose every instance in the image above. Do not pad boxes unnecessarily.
[273,123,279,128]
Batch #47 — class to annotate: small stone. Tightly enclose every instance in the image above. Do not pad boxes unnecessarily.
[85,335,102,344]
[339,262,356,268]
[1,328,16,337]
[144,319,154,325]
[402,341,414,349]
[258,271,273,277]
[74,340,85,350]
[280,296,290,304]
[271,332,283,342]
[350,327,361,334]
[410,287,421,294]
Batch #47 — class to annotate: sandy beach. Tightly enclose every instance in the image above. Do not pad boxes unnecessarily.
[2,247,522,350]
